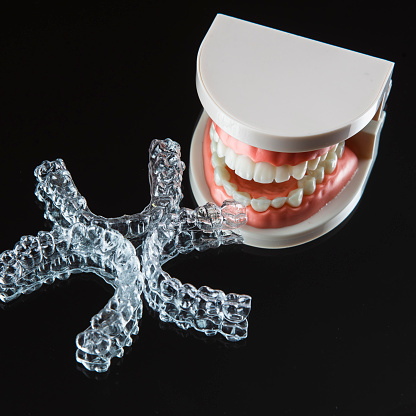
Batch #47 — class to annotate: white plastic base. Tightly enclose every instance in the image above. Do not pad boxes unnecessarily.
[189,111,384,249]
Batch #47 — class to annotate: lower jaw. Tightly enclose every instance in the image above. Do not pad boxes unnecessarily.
[202,121,359,229]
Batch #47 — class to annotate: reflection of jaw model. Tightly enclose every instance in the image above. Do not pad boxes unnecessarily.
[190,14,394,248]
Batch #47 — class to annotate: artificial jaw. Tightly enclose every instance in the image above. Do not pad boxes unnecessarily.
[203,120,359,229]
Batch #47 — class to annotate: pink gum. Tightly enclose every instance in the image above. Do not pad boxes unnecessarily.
[204,120,358,229]
[213,121,334,167]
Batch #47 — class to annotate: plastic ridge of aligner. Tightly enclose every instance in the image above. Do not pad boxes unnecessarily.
[0,222,143,372]
[0,138,250,372]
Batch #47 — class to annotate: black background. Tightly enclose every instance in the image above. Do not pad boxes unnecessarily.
[1,1,415,415]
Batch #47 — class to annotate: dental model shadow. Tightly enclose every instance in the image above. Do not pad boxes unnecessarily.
[0,139,250,372]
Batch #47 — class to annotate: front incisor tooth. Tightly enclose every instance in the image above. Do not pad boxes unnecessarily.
[235,155,255,180]
[253,162,275,184]
[297,176,316,195]
[232,191,251,207]
[323,152,338,174]
[224,147,237,170]
[287,188,303,207]
[251,197,271,212]
[271,197,286,208]
[290,161,308,180]
[275,165,290,183]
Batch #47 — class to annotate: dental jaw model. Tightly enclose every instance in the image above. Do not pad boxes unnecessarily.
[190,14,394,248]
[0,15,394,374]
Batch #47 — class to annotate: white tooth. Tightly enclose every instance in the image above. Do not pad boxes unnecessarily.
[297,176,316,195]
[214,166,230,186]
[320,152,328,162]
[210,137,218,154]
[271,197,286,208]
[307,156,320,171]
[335,141,345,158]
[216,139,227,158]
[222,180,238,197]
[232,191,251,207]
[224,147,237,170]
[209,123,215,139]
[211,152,225,168]
[309,166,325,184]
[235,155,255,180]
[251,197,271,212]
[287,188,303,207]
[210,123,219,142]
[275,165,290,183]
[253,162,275,184]
[328,146,337,156]
[323,152,338,174]
[213,130,220,143]
[290,161,308,180]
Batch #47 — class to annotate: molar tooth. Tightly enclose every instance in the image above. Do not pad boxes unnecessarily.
[216,139,227,158]
[232,191,251,207]
[320,152,328,162]
[210,123,220,142]
[214,166,230,186]
[251,197,271,212]
[224,147,237,170]
[209,123,215,139]
[298,176,316,195]
[235,155,255,180]
[211,152,225,168]
[309,166,325,184]
[271,197,286,208]
[253,162,275,184]
[336,141,345,158]
[275,165,290,183]
[307,157,320,171]
[290,161,308,180]
[287,188,303,207]
[222,180,238,197]
[323,152,338,174]
[210,137,218,154]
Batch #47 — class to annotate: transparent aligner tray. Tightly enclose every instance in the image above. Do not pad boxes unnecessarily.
[0,138,251,372]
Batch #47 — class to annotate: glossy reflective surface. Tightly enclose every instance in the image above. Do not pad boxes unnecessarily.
[0,2,413,415]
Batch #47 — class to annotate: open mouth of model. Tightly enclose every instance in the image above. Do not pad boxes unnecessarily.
[203,120,359,228]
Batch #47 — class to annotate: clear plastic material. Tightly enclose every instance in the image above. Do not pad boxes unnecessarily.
[0,139,250,372]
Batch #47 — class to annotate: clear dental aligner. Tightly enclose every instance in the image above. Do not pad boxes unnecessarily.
[34,139,186,237]
[0,139,250,372]
[0,223,144,373]
[142,201,250,341]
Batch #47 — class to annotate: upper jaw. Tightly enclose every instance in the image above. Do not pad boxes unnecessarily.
[209,121,347,213]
